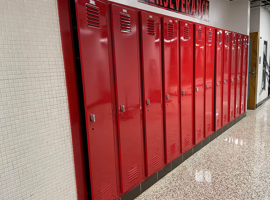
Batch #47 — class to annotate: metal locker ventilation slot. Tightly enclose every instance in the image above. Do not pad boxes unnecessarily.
[184,26,189,40]
[86,3,100,28]
[120,13,131,33]
[100,182,112,200]
[198,28,202,41]
[167,23,174,37]
[170,143,176,156]
[128,165,138,183]
[147,19,156,35]
[208,30,212,42]
[218,32,222,44]
[232,35,236,45]
[226,34,229,44]
[151,153,160,168]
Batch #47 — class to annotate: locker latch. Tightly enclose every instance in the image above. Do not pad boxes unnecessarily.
[237,77,240,81]
[166,94,170,100]
[242,76,245,79]
[120,105,125,112]
[196,87,199,92]
[146,99,151,105]
[224,80,226,84]
[206,84,209,89]
[90,114,95,122]
[182,90,185,95]
[231,78,234,82]
[217,82,219,86]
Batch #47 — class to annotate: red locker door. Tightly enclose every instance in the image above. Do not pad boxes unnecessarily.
[180,21,194,153]
[162,17,181,164]
[235,34,242,118]
[205,27,215,137]
[223,31,231,126]
[215,29,224,131]
[111,4,144,193]
[75,1,118,199]
[140,11,164,177]
[194,24,205,144]
[241,35,248,114]
[229,33,237,122]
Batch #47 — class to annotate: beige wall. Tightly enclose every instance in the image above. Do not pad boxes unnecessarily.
[0,0,77,199]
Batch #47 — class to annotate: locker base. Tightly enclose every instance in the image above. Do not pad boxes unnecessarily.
[118,112,247,200]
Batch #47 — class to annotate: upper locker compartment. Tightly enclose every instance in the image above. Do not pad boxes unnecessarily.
[110,4,144,194]
[194,24,205,144]
[180,21,194,153]
[162,17,180,164]
[241,35,248,114]
[205,26,215,137]
[230,33,237,122]
[140,11,164,177]
[215,29,224,131]
[223,31,231,126]
[235,34,242,118]
[75,1,118,200]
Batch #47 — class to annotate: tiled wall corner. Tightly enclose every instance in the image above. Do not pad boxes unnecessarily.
[0,0,77,199]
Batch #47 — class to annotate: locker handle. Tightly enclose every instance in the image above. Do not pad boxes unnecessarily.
[120,105,125,112]
[224,80,226,84]
[206,84,209,89]
[242,76,245,79]
[182,90,185,95]
[217,82,219,86]
[166,94,170,100]
[237,77,240,81]
[146,99,150,105]
[196,87,199,92]
[231,78,234,82]
[90,114,95,122]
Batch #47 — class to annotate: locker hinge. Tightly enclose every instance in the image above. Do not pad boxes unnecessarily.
[146,99,151,105]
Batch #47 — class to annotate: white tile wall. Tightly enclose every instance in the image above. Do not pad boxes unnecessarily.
[0,0,77,199]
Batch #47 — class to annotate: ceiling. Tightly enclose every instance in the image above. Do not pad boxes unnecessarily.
[250,0,270,10]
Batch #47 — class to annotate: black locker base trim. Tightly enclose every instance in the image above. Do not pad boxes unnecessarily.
[118,112,247,200]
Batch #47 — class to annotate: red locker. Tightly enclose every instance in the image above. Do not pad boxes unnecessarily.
[111,4,144,193]
[140,11,164,176]
[229,33,237,122]
[215,29,224,131]
[194,24,205,144]
[223,31,231,126]
[241,35,248,114]
[162,17,181,164]
[180,21,194,153]
[75,1,118,199]
[235,34,242,118]
[205,27,215,137]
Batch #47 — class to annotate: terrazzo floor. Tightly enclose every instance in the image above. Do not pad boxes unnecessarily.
[136,101,270,200]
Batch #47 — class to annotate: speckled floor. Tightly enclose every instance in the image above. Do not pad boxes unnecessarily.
[136,101,270,200]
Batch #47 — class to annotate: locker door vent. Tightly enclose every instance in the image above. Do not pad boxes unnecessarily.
[226,34,229,44]
[208,31,212,42]
[86,3,100,28]
[170,143,176,156]
[147,19,156,35]
[128,165,138,183]
[231,110,234,118]
[184,136,190,147]
[120,13,131,33]
[151,153,160,168]
[167,23,174,37]
[238,37,242,46]
[198,29,202,41]
[218,32,222,44]
[207,123,211,132]
[100,182,112,200]
[224,114,227,123]
[197,129,202,138]
[183,26,189,40]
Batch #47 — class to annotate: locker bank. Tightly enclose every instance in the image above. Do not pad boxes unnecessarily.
[4,0,270,200]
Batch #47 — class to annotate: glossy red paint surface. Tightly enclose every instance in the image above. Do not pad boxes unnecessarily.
[229,33,237,122]
[111,4,144,194]
[235,34,242,118]
[241,35,248,114]
[205,26,215,137]
[180,21,194,153]
[162,17,181,164]
[215,29,224,131]
[75,1,118,199]
[57,0,88,199]
[223,31,231,126]
[194,24,205,144]
[140,11,164,177]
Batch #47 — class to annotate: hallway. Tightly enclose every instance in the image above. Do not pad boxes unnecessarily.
[136,101,270,200]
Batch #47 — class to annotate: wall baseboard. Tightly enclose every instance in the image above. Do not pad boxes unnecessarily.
[256,95,270,108]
